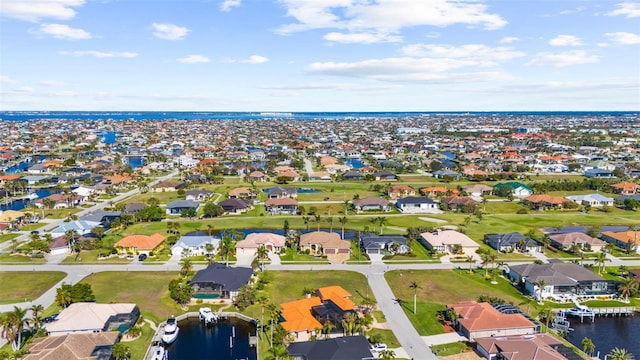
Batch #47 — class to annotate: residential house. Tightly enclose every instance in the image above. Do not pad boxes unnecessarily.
[165,200,200,215]
[287,336,374,360]
[37,193,85,209]
[50,220,101,238]
[219,198,252,214]
[185,189,213,201]
[373,171,398,181]
[265,198,299,215]
[299,231,351,263]
[79,210,121,229]
[484,232,541,253]
[27,163,51,174]
[448,301,537,341]
[432,169,462,180]
[341,171,366,181]
[123,202,145,214]
[247,171,268,182]
[385,185,416,199]
[278,169,302,182]
[584,168,614,178]
[419,186,460,197]
[461,184,494,197]
[440,196,478,211]
[493,182,532,198]
[351,197,390,212]
[566,194,614,207]
[114,233,165,255]
[267,186,298,199]
[23,332,120,360]
[610,181,640,195]
[228,187,256,199]
[0,210,25,229]
[189,263,253,300]
[548,232,607,252]
[600,230,640,253]
[420,230,480,256]
[522,194,566,210]
[171,235,220,257]
[308,172,332,181]
[21,175,49,186]
[360,234,409,255]
[236,232,286,255]
[395,197,441,214]
[280,286,357,340]
[48,235,71,255]
[44,302,139,336]
[151,180,185,192]
[508,261,616,300]
[475,333,570,360]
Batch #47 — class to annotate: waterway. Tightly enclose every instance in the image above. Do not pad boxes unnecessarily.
[0,188,59,211]
[166,317,257,360]
[566,315,639,356]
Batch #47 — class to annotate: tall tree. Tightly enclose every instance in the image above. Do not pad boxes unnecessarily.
[255,245,269,271]
[30,304,45,332]
[618,277,639,302]
[218,235,236,266]
[608,348,634,360]
[595,252,611,274]
[536,279,546,302]
[338,216,348,240]
[180,258,193,277]
[409,281,420,315]
[582,337,595,356]
[112,342,131,360]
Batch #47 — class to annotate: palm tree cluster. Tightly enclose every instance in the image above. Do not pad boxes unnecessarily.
[0,305,43,352]
[368,216,388,235]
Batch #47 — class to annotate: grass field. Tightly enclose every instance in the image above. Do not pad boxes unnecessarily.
[0,271,66,304]
[0,233,20,244]
[0,253,47,264]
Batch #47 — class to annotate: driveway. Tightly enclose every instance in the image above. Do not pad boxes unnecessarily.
[235,249,256,266]
[368,253,385,264]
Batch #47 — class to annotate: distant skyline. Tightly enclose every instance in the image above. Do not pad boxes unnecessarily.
[1,0,639,111]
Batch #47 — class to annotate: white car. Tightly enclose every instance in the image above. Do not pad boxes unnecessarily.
[371,343,388,351]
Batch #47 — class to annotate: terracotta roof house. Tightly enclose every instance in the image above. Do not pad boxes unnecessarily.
[236,232,286,254]
[420,230,479,256]
[522,194,566,210]
[548,232,607,252]
[228,187,256,199]
[448,301,537,341]
[461,184,493,197]
[600,230,640,254]
[385,185,416,199]
[219,198,252,214]
[419,186,460,197]
[280,286,356,340]
[508,262,616,301]
[320,156,338,166]
[44,302,139,336]
[352,197,390,212]
[611,182,640,195]
[247,171,268,182]
[114,233,165,254]
[265,197,299,215]
[441,196,478,211]
[23,332,120,360]
[299,231,350,263]
[151,180,185,192]
[484,232,541,253]
[278,169,302,181]
[475,333,570,360]
[396,197,441,214]
[287,336,374,360]
[189,263,253,300]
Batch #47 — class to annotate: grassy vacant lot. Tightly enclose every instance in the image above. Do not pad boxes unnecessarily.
[385,269,526,336]
[0,271,66,304]
[79,271,180,324]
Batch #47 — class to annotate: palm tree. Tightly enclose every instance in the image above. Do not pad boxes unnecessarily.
[326,215,334,232]
[465,255,474,274]
[55,286,72,308]
[30,304,45,332]
[255,245,269,271]
[64,229,78,255]
[266,345,289,360]
[0,316,17,352]
[618,277,639,302]
[302,216,310,231]
[536,279,546,302]
[338,216,348,239]
[595,251,610,274]
[7,306,29,351]
[112,342,132,360]
[321,321,335,339]
[581,337,595,356]
[218,235,236,266]
[313,214,321,231]
[409,280,420,315]
[538,308,551,332]
[266,303,280,347]
[179,258,193,276]
[377,216,388,235]
[608,347,634,360]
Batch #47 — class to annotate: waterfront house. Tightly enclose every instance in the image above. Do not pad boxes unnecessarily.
[218,198,252,214]
[267,186,298,199]
[420,230,479,256]
[287,336,373,359]
[236,232,286,255]
[395,197,441,214]
[359,234,409,255]
[508,261,616,300]
[484,232,541,253]
[165,200,200,215]
[548,232,607,252]
[448,301,537,341]
[600,230,640,253]
[299,231,350,263]
[351,197,390,212]
[23,332,120,360]
[114,233,165,255]
[44,302,139,336]
[228,187,256,199]
[265,197,299,215]
[189,263,253,300]
[475,333,569,360]
[171,235,220,257]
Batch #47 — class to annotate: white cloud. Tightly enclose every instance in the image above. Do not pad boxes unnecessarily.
[49,90,79,97]
[177,55,211,63]
[526,50,600,67]
[324,31,402,44]
[0,0,85,22]
[40,80,67,86]
[220,0,241,12]
[225,55,269,64]
[606,2,640,18]
[499,37,520,44]
[0,75,18,84]
[401,44,525,62]
[58,50,138,58]
[549,35,583,47]
[39,23,91,40]
[258,82,400,91]
[152,23,190,40]
[605,32,640,45]
[9,86,35,94]
[276,0,507,35]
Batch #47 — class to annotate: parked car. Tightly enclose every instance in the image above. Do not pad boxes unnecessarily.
[371,343,387,351]
[43,314,59,323]
[138,253,147,261]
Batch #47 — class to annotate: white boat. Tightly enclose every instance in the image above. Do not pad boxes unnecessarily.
[150,344,168,360]
[199,307,218,325]
[564,304,595,318]
[162,317,179,344]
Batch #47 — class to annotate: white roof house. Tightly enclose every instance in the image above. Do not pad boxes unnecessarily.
[566,194,614,207]
[171,235,220,256]
[45,302,139,336]
[50,220,101,238]
[420,230,480,256]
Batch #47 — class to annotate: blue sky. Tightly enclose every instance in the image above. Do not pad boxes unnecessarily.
[1,0,638,111]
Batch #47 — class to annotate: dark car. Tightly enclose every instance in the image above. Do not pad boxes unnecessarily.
[43,314,59,323]
[138,253,147,261]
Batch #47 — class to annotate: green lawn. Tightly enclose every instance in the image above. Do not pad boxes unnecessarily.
[0,253,47,264]
[61,249,133,264]
[0,233,20,244]
[279,248,329,263]
[17,223,45,231]
[385,269,528,336]
[0,271,66,304]
[431,341,473,356]
[367,328,401,348]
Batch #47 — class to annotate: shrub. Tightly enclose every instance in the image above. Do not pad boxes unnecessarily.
[516,208,529,214]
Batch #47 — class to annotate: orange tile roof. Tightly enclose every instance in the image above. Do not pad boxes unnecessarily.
[601,231,640,244]
[280,297,322,332]
[452,301,535,331]
[523,194,566,204]
[317,286,355,311]
[0,175,21,181]
[320,156,338,166]
[611,182,639,190]
[114,233,165,250]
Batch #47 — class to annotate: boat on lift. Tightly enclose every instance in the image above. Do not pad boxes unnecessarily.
[199,307,218,325]
[162,316,179,344]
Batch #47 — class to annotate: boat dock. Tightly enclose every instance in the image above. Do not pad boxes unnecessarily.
[553,306,636,323]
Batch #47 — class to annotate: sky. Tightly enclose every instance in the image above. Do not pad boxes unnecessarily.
[0,0,639,111]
